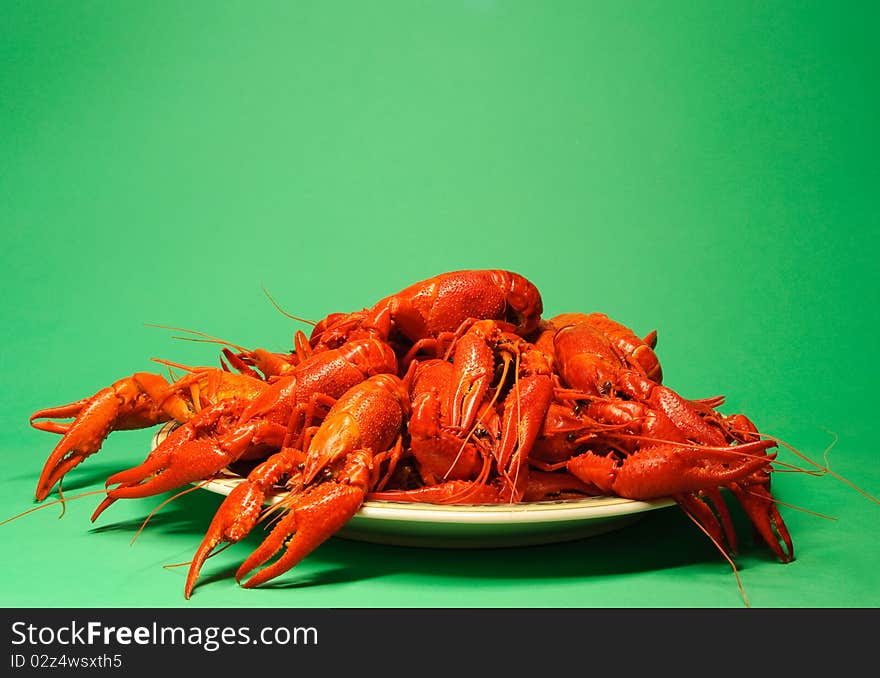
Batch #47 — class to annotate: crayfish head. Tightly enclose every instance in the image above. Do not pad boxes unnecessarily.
[490,270,544,337]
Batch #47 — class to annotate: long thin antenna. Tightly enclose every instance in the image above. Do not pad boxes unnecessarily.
[144,324,249,353]
[681,504,750,608]
[261,284,317,326]
[130,480,213,546]
[0,489,108,527]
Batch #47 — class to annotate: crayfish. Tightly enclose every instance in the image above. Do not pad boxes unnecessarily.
[26,269,801,598]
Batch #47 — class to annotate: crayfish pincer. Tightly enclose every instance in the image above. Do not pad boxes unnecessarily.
[24,269,813,598]
[191,373,411,594]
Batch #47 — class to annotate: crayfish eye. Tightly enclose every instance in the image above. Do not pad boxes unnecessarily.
[599,381,612,395]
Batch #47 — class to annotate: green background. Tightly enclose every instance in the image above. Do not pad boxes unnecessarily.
[1,1,877,608]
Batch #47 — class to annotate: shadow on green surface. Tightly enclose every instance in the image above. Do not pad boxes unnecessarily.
[89,507,213,537]
[79,485,777,599]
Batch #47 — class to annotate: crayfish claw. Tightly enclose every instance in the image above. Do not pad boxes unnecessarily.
[236,481,365,589]
[34,388,120,501]
[677,489,740,557]
[30,398,91,434]
[185,481,267,598]
[730,482,794,563]
[32,374,186,501]
[92,402,254,517]
[185,447,302,598]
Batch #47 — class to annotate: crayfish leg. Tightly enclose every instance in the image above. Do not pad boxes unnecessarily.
[33,380,159,501]
[676,489,740,557]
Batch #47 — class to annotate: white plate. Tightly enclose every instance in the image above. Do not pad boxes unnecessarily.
[152,423,675,548]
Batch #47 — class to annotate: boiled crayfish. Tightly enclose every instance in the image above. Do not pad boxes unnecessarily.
[27,269,795,598]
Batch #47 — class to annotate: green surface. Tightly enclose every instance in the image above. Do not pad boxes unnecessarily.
[1,1,877,608]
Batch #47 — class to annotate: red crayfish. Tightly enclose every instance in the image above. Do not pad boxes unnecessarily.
[25,269,799,598]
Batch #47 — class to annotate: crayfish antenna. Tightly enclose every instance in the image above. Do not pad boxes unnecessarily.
[128,481,213,546]
[680,502,750,608]
[144,323,250,354]
[261,284,317,326]
[57,480,67,518]
[164,542,232,571]
[0,489,109,528]
[728,428,880,505]
[150,357,205,373]
[738,487,837,522]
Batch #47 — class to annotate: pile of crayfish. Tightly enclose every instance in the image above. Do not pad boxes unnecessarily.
[29,269,793,598]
